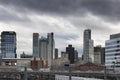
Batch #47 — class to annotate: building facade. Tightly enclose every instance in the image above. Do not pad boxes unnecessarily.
[47,32,55,67]
[61,52,68,59]
[66,45,75,64]
[39,36,48,60]
[105,33,120,70]
[1,31,16,58]
[94,46,105,64]
[74,50,78,63]
[33,33,39,58]
[55,48,58,59]
[20,52,33,58]
[32,32,55,68]
[83,29,94,63]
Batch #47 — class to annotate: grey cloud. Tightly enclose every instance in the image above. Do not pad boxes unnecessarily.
[0,0,120,22]
[55,33,79,40]
[0,6,31,23]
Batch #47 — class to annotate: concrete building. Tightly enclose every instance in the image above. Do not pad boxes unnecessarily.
[83,29,94,63]
[105,33,120,70]
[74,50,78,63]
[47,32,55,67]
[66,45,75,64]
[101,48,105,65]
[1,31,17,58]
[61,52,68,59]
[33,33,39,58]
[94,46,105,64]
[53,57,69,70]
[30,58,43,70]
[55,48,58,59]
[39,36,48,60]
[20,52,33,58]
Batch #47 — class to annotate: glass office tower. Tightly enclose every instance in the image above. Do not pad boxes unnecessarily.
[1,31,17,58]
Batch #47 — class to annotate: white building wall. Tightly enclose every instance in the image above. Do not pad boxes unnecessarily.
[89,40,94,63]
[105,38,120,70]
[39,40,48,60]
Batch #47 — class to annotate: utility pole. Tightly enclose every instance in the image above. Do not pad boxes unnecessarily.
[69,64,72,80]
[64,64,72,80]
[24,66,28,80]
[104,66,107,80]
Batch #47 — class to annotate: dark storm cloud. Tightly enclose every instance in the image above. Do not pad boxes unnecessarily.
[0,6,31,22]
[0,0,120,22]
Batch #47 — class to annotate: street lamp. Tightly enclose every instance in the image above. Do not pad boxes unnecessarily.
[64,64,72,80]
[24,66,28,80]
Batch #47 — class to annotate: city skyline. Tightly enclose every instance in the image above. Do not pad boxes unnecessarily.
[0,0,120,57]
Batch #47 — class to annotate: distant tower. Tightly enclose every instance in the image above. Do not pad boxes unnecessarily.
[55,48,58,59]
[33,33,39,58]
[94,45,105,64]
[83,29,94,63]
[74,50,78,62]
[1,31,17,58]
[66,45,75,64]
[39,36,48,60]
[47,32,55,67]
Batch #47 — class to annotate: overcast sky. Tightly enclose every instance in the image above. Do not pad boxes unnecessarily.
[0,0,120,57]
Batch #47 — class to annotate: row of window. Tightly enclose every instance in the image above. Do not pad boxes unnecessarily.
[106,49,120,53]
[106,53,120,56]
[106,41,120,45]
[106,45,120,49]
[106,57,120,60]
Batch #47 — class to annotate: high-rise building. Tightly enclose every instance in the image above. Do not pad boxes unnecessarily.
[55,48,58,59]
[33,33,39,58]
[94,45,105,64]
[32,32,55,68]
[39,36,48,60]
[74,50,78,62]
[101,47,105,65]
[61,52,68,59]
[66,45,75,64]
[83,29,94,63]
[1,31,16,58]
[47,32,55,67]
[105,33,120,70]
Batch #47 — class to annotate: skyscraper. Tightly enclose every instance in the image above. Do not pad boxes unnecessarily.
[105,33,120,71]
[39,36,48,60]
[47,32,55,67]
[33,33,39,58]
[74,50,78,62]
[32,32,55,68]
[55,48,58,59]
[83,29,94,63]
[94,45,105,64]
[66,45,75,64]
[1,31,16,58]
